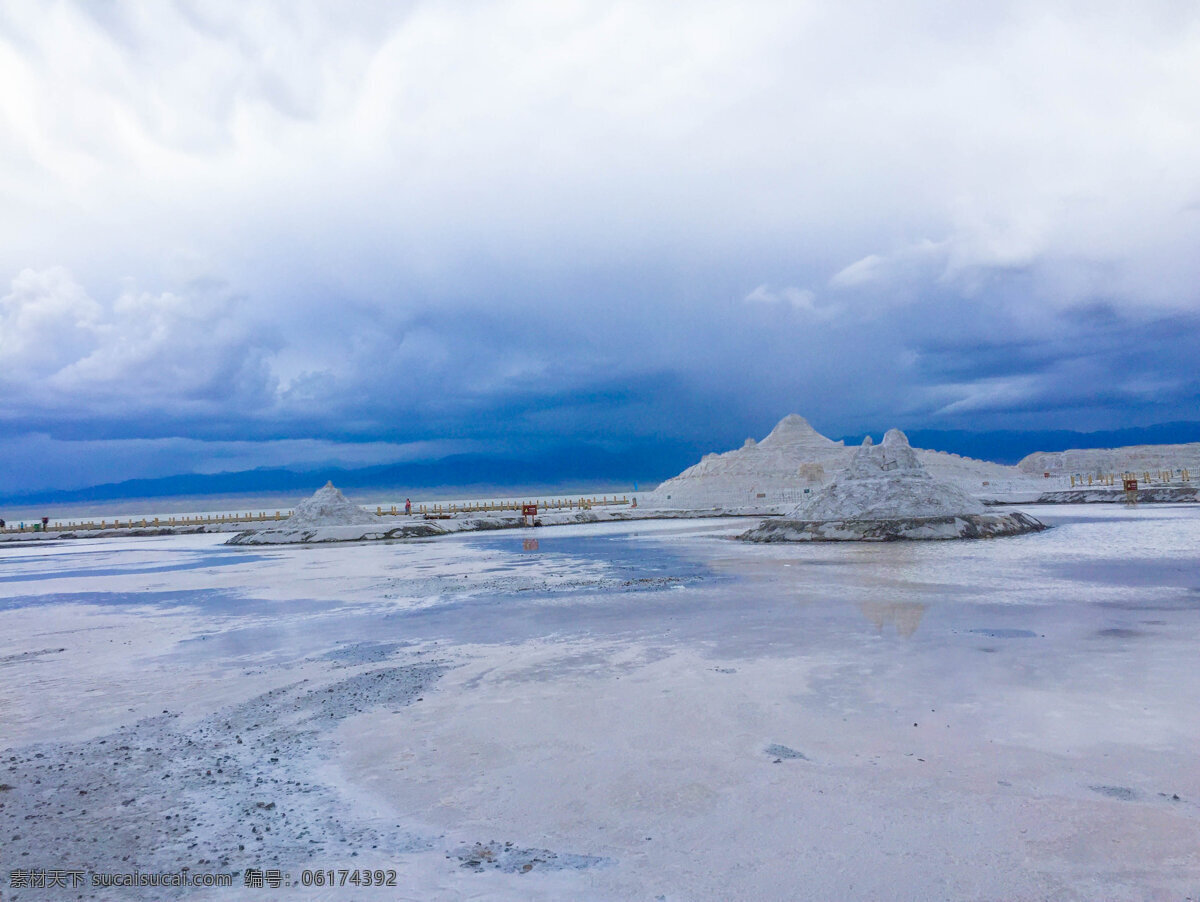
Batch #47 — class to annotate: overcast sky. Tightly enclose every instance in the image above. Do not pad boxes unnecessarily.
[2,1,1199,491]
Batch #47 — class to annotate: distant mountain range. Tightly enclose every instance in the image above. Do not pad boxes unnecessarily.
[4,422,1199,507]
[0,442,701,507]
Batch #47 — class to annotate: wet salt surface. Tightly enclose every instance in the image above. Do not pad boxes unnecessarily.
[0,553,269,585]
[0,588,256,614]
[0,507,1198,898]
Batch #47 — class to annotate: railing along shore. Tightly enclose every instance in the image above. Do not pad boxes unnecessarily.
[0,496,632,533]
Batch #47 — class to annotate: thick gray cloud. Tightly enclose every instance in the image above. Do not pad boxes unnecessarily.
[0,268,278,423]
[1,1,1198,490]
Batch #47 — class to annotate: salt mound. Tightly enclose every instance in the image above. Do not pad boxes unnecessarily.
[647,413,846,509]
[647,412,1044,511]
[761,413,844,454]
[742,429,1045,541]
[797,429,985,520]
[286,481,372,526]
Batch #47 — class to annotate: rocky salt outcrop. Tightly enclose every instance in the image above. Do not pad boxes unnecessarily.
[741,429,1046,542]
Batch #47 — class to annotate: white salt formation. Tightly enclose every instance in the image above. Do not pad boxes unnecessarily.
[742,429,1045,542]
[1019,442,1200,479]
[647,413,1044,512]
[911,448,1038,494]
[285,481,372,526]
[800,429,985,520]
[647,414,847,510]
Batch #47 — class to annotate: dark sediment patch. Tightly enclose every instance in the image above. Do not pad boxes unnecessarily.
[453,841,607,874]
[970,629,1038,639]
[0,647,66,665]
[765,744,808,761]
[0,663,444,900]
[320,641,406,668]
[1089,785,1138,801]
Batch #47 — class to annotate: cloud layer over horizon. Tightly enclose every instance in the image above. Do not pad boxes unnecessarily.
[2,1,1199,491]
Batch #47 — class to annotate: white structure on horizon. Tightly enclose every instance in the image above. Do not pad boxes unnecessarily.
[646,413,1044,511]
[1019,443,1200,479]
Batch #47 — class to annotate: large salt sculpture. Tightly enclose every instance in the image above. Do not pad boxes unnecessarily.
[741,429,1045,541]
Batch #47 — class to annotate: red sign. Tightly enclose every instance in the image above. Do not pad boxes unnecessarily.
[522,504,537,517]
[1123,478,1138,492]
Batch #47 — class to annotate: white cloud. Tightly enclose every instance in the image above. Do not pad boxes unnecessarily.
[829,255,888,288]
[1,1,1199,483]
[743,284,838,320]
[745,284,812,308]
[1,0,1197,305]
[0,267,103,374]
[0,268,278,419]
[923,375,1046,418]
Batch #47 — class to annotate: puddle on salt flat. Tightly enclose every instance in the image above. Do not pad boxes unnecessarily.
[1092,628,1145,639]
[0,551,271,584]
[465,530,720,588]
[0,588,326,617]
[969,628,1039,639]
[1046,558,1200,590]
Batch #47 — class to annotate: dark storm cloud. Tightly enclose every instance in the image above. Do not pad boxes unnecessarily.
[1,1,1198,490]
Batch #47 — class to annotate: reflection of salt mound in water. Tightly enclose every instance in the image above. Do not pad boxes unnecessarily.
[286,481,372,526]
[741,429,1046,542]
[860,602,927,639]
[799,429,985,520]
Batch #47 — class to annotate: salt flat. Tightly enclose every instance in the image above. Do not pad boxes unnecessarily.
[2,507,1198,900]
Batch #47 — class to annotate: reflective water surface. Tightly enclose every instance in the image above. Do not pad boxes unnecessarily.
[1,504,1197,899]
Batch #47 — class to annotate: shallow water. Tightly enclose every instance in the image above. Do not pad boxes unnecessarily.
[1,505,1198,899]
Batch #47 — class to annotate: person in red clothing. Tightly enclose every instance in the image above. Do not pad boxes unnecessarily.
[405,498,411,515]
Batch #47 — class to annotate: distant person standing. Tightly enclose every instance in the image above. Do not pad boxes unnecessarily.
[0,518,5,530]
[41,516,49,531]
[405,498,411,515]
